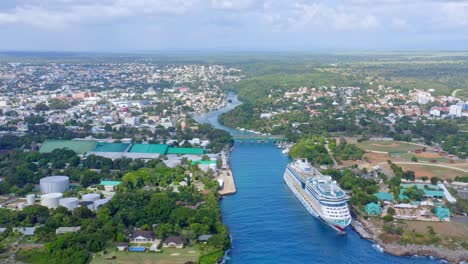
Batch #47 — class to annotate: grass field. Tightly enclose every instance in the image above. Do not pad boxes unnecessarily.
[91,246,200,264]
[403,221,468,240]
[354,140,424,153]
[397,152,452,163]
[393,163,468,179]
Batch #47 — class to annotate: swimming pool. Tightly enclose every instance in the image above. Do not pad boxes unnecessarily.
[128,246,145,252]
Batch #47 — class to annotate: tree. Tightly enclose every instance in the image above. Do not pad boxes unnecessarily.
[387,207,395,216]
[74,206,95,219]
[155,223,174,239]
[411,156,418,162]
[382,214,394,222]
[431,177,441,185]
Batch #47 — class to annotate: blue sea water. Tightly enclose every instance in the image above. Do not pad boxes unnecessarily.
[194,94,440,264]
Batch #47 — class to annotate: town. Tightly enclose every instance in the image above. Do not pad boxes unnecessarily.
[0,54,467,264]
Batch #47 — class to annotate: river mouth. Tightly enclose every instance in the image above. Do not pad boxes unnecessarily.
[193,93,439,264]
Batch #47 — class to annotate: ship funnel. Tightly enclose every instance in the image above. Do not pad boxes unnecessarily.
[331,180,337,196]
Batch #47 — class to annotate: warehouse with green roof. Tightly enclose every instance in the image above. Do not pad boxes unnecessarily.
[93,142,131,152]
[40,140,97,155]
[39,140,206,160]
[129,144,169,155]
[167,147,204,155]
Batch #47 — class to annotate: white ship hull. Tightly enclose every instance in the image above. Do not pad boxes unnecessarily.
[284,169,350,233]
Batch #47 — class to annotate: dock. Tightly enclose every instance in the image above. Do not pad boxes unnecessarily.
[217,168,236,196]
[217,150,237,196]
[351,219,373,240]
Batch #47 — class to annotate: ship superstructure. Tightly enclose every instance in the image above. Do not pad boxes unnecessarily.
[284,159,351,232]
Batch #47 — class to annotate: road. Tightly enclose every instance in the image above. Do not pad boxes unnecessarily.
[451,88,463,97]
[325,143,338,167]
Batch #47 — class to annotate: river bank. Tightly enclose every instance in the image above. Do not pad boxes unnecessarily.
[352,216,468,263]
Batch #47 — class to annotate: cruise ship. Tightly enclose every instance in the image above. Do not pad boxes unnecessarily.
[284,159,351,233]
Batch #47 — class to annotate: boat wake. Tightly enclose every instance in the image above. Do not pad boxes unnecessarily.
[372,244,384,253]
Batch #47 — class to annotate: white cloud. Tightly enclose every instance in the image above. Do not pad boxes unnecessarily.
[262,2,380,32]
[391,18,408,29]
[0,0,199,29]
[0,0,466,35]
[439,1,468,27]
[211,0,255,10]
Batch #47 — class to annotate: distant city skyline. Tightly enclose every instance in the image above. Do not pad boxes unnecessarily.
[0,0,467,52]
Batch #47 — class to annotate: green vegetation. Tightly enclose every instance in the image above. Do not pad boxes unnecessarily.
[329,138,365,161]
[91,246,200,264]
[354,140,422,153]
[231,72,366,105]
[289,137,333,165]
[12,163,228,263]
[199,249,225,264]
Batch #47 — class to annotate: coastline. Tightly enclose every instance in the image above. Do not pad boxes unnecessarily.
[351,216,468,263]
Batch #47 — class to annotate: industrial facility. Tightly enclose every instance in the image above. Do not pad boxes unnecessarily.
[40,176,70,194]
[41,192,63,209]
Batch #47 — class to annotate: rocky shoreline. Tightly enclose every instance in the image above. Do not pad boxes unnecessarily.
[352,218,468,263]
[381,243,468,264]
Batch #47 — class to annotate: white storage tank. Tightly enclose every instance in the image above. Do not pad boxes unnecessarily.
[41,193,63,209]
[26,194,36,205]
[78,201,94,211]
[82,193,101,202]
[40,176,69,194]
[59,197,79,211]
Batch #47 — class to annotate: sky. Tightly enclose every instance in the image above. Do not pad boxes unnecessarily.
[0,0,467,52]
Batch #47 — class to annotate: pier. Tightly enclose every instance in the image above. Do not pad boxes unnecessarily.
[217,150,236,196]
[351,218,374,240]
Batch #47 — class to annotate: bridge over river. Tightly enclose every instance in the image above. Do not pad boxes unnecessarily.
[232,135,288,142]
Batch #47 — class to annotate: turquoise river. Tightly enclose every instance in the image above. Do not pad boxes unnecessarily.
[194,93,440,264]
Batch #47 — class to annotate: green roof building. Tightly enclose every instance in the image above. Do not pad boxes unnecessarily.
[375,192,395,202]
[100,180,121,186]
[434,207,450,221]
[167,147,204,155]
[365,202,382,216]
[93,143,130,152]
[191,160,217,165]
[399,184,445,200]
[399,193,410,201]
[100,180,122,191]
[129,144,169,155]
[39,140,97,155]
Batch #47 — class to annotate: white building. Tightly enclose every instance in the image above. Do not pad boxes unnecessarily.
[124,117,140,126]
[449,104,462,117]
[429,107,441,117]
